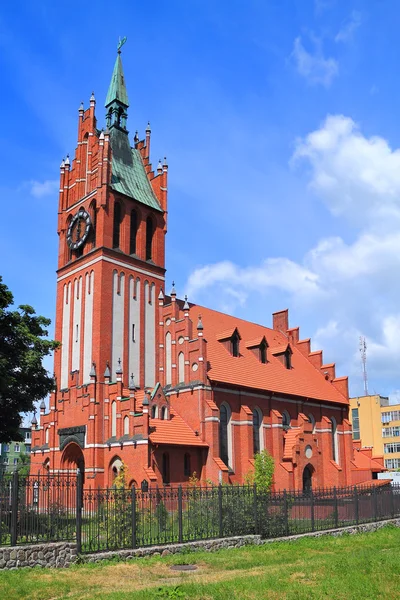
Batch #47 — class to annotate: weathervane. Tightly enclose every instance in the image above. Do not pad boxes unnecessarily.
[117,36,127,53]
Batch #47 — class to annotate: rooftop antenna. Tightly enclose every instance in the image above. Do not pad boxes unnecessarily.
[359,336,368,396]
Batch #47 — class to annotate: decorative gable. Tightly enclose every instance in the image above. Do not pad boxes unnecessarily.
[271,343,292,369]
[246,335,269,363]
[217,327,242,357]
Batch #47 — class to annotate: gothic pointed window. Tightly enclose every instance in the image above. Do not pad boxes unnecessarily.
[146,216,154,261]
[331,417,339,463]
[260,340,267,364]
[219,403,232,468]
[253,408,263,455]
[113,202,121,249]
[162,452,170,484]
[111,401,117,437]
[130,209,137,255]
[231,331,240,357]
[282,410,291,431]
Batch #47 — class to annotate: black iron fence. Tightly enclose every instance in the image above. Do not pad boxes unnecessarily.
[1,472,400,553]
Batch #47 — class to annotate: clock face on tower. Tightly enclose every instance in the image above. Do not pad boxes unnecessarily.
[67,209,92,250]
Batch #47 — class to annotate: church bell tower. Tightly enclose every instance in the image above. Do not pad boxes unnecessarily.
[54,43,167,392]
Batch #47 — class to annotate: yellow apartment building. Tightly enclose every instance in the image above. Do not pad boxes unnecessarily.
[349,395,400,470]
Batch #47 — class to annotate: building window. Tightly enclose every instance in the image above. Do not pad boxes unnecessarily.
[219,403,232,468]
[385,458,400,469]
[3,445,9,453]
[308,413,316,434]
[383,426,400,438]
[253,408,263,455]
[284,349,292,369]
[151,405,158,419]
[260,340,267,364]
[14,444,20,453]
[13,458,18,466]
[123,415,129,435]
[178,351,185,384]
[382,410,400,423]
[111,401,117,437]
[184,453,191,477]
[384,442,400,454]
[113,202,121,249]
[352,408,360,440]
[45,428,49,445]
[282,410,291,431]
[146,217,154,260]
[231,331,240,357]
[165,332,172,385]
[130,210,137,255]
[161,406,168,420]
[162,452,170,484]
[331,417,339,464]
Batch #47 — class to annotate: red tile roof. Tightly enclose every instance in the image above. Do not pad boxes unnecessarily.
[283,429,301,460]
[271,344,290,355]
[149,408,209,447]
[183,304,349,406]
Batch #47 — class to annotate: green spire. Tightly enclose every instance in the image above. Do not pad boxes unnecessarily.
[105,52,129,108]
[105,40,129,132]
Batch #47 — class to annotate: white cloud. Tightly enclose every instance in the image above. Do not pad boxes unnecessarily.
[291,37,338,87]
[314,0,336,14]
[335,11,362,43]
[29,179,59,198]
[293,115,400,228]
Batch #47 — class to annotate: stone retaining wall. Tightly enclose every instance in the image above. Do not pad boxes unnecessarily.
[1,518,400,570]
[0,542,77,569]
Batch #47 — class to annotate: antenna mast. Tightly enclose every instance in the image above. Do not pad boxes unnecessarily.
[359,336,368,396]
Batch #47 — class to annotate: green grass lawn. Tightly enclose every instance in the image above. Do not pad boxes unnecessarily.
[1,526,400,599]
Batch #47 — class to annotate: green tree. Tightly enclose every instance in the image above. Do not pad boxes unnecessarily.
[16,452,31,478]
[245,450,275,492]
[0,277,58,442]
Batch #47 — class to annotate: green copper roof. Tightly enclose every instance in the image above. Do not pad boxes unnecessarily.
[109,128,163,212]
[105,53,129,108]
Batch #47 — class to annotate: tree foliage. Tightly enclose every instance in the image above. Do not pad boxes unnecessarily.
[245,450,275,492]
[0,277,58,442]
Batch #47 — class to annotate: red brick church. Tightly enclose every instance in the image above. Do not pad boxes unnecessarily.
[30,47,381,491]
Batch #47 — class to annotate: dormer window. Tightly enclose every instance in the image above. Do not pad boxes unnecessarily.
[217,327,242,358]
[246,336,269,363]
[271,344,293,369]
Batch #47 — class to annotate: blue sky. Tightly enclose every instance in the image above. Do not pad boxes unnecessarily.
[2,0,400,407]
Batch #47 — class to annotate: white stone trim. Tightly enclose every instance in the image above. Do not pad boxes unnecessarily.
[205,416,220,423]
[57,256,166,283]
[231,420,252,426]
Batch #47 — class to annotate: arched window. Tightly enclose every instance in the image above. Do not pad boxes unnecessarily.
[130,209,137,255]
[146,216,154,260]
[184,453,191,477]
[151,405,158,419]
[331,417,339,463]
[282,410,291,431]
[162,452,170,484]
[178,351,185,383]
[161,406,168,420]
[45,427,49,445]
[253,407,263,455]
[113,202,121,249]
[110,457,122,481]
[123,415,129,435]
[308,414,316,434]
[90,200,97,248]
[111,401,117,437]
[165,332,172,385]
[219,403,232,468]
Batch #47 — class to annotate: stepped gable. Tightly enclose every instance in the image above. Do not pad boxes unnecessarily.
[176,303,348,405]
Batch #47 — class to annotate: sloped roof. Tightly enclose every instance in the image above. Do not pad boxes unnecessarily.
[351,450,385,472]
[283,429,300,460]
[105,53,129,108]
[149,408,208,447]
[181,304,349,406]
[109,128,163,212]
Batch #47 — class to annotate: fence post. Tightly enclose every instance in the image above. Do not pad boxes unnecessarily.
[131,485,137,549]
[10,470,19,546]
[390,486,395,519]
[253,484,259,535]
[76,470,83,554]
[310,488,315,532]
[218,484,223,538]
[333,487,339,528]
[283,490,289,536]
[373,485,378,521]
[354,486,359,525]
[178,485,183,543]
